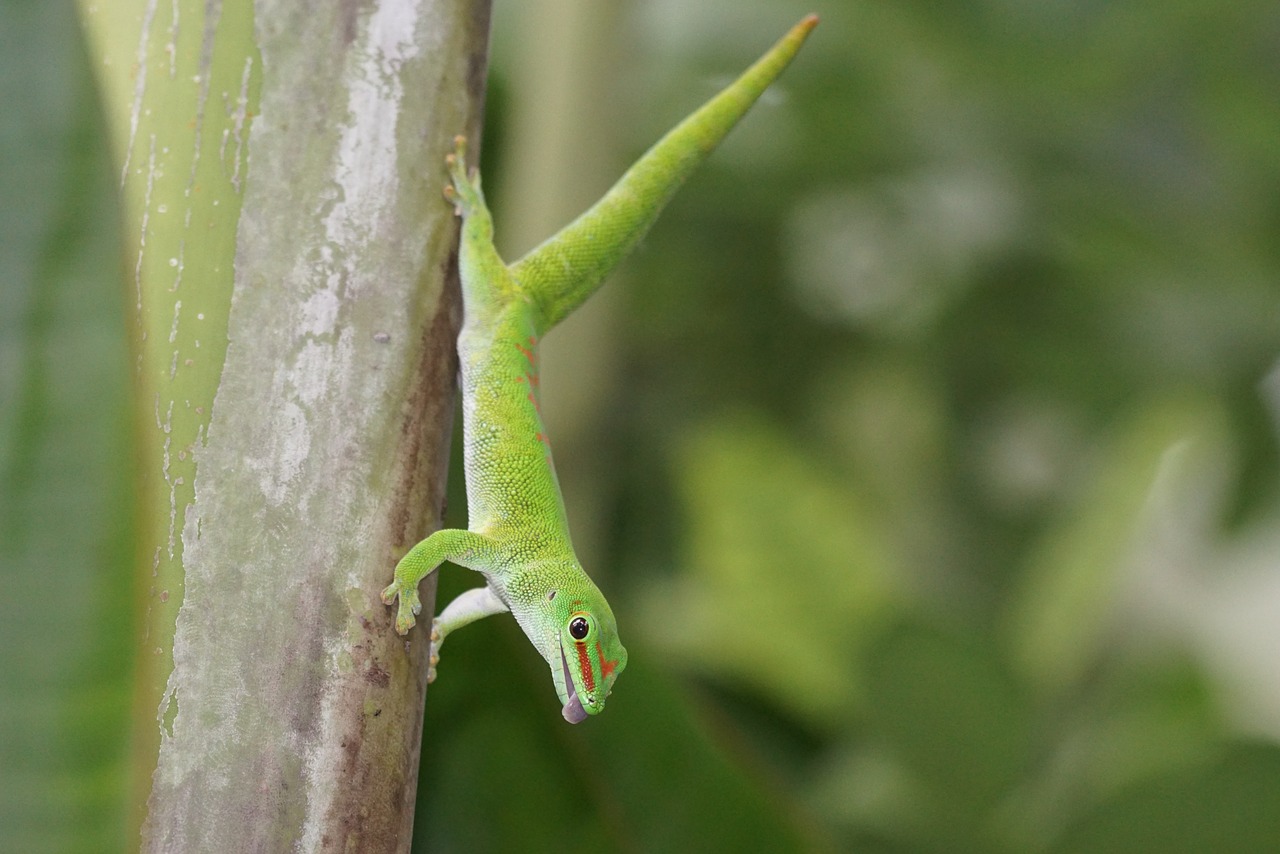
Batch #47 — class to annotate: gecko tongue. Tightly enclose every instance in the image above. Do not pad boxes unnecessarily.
[559,642,588,724]
[562,694,587,724]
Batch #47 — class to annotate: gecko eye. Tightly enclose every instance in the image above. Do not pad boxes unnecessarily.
[568,616,590,640]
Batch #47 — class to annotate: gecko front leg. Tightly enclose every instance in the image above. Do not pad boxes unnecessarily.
[381,528,498,635]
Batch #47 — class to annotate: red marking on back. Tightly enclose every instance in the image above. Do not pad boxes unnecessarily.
[514,341,535,365]
[596,641,618,679]
[515,375,526,384]
[575,642,596,692]
[535,432,546,444]
[527,392,541,413]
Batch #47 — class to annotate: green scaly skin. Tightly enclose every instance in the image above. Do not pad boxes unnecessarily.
[382,15,818,723]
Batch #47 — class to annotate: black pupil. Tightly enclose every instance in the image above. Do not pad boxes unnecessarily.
[569,617,589,640]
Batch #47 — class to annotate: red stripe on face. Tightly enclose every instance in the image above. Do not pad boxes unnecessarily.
[575,642,595,692]
[596,641,618,679]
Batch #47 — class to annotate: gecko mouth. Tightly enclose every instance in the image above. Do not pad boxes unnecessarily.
[559,641,587,724]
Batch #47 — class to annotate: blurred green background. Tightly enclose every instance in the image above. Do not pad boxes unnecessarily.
[5,0,1280,851]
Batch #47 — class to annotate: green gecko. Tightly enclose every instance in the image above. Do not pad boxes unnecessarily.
[382,15,818,723]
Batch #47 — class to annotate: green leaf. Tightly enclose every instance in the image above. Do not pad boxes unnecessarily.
[1051,743,1280,854]
[867,623,1032,810]
[0,3,133,850]
[1004,398,1229,695]
[637,414,901,729]
[821,622,1033,853]
[416,617,823,853]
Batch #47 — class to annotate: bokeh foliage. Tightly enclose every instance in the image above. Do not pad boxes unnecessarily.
[5,0,1280,851]
[419,0,1280,851]
[1,3,134,851]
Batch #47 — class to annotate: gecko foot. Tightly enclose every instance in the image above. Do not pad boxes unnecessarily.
[426,620,444,681]
[443,134,483,216]
[380,580,421,635]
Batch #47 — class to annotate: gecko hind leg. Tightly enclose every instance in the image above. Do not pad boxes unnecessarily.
[442,134,515,310]
[443,135,484,217]
[426,585,510,682]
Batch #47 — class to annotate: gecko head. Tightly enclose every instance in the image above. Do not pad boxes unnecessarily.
[548,585,627,724]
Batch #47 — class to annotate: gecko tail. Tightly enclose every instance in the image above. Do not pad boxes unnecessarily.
[511,15,819,335]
